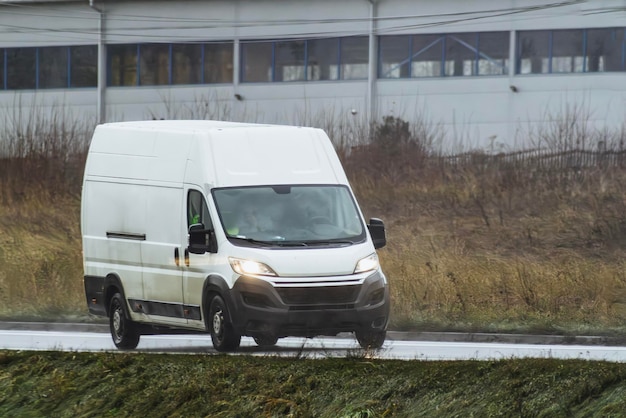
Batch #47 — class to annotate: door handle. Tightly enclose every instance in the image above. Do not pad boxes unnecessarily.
[184,248,190,267]
[174,247,180,266]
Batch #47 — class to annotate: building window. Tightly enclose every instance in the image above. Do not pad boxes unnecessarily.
[109,42,234,86]
[241,36,367,82]
[478,32,510,75]
[381,32,509,78]
[586,28,625,72]
[308,38,339,80]
[551,30,584,73]
[411,34,444,77]
[109,44,138,86]
[172,44,202,85]
[1,51,4,90]
[340,36,368,80]
[6,47,36,90]
[171,42,233,85]
[379,35,410,78]
[39,46,68,89]
[70,45,97,88]
[0,45,96,90]
[517,28,624,74]
[139,44,170,86]
[204,43,233,83]
[518,30,550,74]
[275,40,306,81]
[445,33,479,76]
[241,41,273,82]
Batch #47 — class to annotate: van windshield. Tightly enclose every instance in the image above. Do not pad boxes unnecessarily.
[212,185,366,247]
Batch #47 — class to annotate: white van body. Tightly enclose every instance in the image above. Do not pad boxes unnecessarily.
[81,120,389,351]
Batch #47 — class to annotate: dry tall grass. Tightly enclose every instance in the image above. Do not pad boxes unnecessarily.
[0,102,90,317]
[1,108,625,335]
[345,115,626,334]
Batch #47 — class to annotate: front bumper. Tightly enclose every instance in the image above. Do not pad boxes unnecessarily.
[226,270,390,338]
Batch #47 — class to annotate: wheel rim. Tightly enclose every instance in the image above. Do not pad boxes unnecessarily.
[112,304,123,343]
[212,308,224,339]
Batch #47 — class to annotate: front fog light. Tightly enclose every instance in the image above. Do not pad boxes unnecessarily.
[354,253,379,274]
[229,257,277,276]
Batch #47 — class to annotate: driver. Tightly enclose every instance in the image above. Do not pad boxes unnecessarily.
[237,206,273,235]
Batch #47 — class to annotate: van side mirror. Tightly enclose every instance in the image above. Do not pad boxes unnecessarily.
[367,218,386,249]
[188,223,218,254]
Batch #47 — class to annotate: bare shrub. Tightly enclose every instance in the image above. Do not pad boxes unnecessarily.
[147,90,233,121]
[0,97,92,204]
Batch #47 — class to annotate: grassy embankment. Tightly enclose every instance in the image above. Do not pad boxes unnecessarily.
[0,111,625,336]
[3,351,626,417]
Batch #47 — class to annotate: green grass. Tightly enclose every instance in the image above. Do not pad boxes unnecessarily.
[2,351,626,417]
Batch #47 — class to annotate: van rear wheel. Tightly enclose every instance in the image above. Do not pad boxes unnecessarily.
[209,295,241,352]
[109,293,140,350]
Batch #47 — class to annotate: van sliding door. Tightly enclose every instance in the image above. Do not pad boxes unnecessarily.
[140,184,187,325]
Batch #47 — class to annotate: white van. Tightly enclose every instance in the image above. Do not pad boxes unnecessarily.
[81,120,389,351]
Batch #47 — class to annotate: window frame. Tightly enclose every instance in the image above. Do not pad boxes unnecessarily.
[187,189,213,230]
[5,47,37,90]
[69,45,98,88]
[38,46,69,89]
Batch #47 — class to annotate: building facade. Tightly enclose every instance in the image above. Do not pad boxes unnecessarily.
[1,0,625,150]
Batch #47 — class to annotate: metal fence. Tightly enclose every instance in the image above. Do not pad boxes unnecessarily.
[441,148,626,171]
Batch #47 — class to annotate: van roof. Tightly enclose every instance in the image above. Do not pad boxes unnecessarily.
[87,120,347,187]
[100,120,285,132]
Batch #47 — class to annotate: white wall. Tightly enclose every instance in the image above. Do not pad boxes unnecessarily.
[1,0,625,151]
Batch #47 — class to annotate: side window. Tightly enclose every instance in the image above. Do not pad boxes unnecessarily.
[187,190,213,229]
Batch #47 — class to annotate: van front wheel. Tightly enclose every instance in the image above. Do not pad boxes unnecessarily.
[109,293,140,350]
[209,295,241,352]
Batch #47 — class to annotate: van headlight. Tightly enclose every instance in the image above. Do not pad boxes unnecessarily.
[229,257,277,277]
[354,253,379,274]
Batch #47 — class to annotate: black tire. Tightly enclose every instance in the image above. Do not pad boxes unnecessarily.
[253,335,278,347]
[355,329,386,349]
[109,293,140,350]
[208,295,241,352]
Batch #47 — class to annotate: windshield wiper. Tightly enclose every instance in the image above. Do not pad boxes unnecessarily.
[230,236,355,248]
[301,239,354,247]
[273,241,309,247]
[229,237,276,247]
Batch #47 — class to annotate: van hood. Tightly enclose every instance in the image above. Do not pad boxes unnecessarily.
[231,243,375,278]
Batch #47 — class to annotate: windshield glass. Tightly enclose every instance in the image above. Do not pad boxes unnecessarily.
[212,185,366,247]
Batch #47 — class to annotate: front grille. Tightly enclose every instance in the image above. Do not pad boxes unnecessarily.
[276,285,359,305]
[289,304,354,311]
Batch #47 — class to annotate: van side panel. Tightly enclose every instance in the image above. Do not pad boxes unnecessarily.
[82,127,193,323]
[87,128,157,181]
[87,125,190,184]
[82,179,146,315]
[131,131,193,324]
[139,183,186,324]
